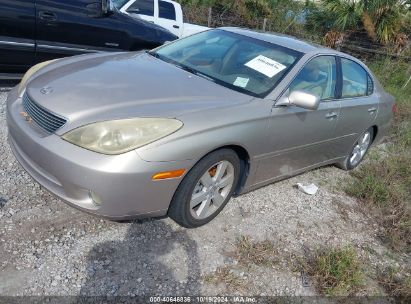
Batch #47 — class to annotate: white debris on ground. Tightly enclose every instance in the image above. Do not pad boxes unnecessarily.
[296,183,319,195]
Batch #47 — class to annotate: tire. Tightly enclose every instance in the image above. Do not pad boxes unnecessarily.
[337,127,374,171]
[168,149,241,228]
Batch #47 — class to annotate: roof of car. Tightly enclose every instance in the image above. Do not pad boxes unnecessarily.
[222,27,331,54]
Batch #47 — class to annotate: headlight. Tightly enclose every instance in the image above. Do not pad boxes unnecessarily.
[62,118,183,155]
[18,59,57,97]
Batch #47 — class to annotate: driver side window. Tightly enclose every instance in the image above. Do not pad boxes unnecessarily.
[127,0,154,16]
[289,56,337,101]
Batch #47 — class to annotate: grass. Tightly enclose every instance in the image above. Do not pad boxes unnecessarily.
[232,236,279,267]
[377,266,411,298]
[203,236,279,292]
[345,58,411,254]
[367,59,411,148]
[203,266,247,292]
[298,247,364,296]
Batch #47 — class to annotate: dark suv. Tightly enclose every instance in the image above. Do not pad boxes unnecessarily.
[0,0,177,76]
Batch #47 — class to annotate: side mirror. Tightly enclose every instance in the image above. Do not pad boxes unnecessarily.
[276,90,320,111]
[101,0,111,16]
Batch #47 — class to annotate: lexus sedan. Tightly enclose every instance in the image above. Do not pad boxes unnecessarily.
[7,28,395,228]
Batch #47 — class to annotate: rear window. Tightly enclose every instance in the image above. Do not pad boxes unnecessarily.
[159,1,176,20]
[341,58,368,98]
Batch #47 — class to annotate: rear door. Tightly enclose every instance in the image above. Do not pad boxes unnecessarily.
[0,0,35,73]
[35,0,125,62]
[333,57,379,157]
[257,55,341,183]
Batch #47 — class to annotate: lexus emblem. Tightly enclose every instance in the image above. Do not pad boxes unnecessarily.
[40,86,53,95]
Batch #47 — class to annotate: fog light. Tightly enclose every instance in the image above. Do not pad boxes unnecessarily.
[89,190,102,206]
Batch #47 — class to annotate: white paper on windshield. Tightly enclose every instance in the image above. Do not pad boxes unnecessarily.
[233,77,249,88]
[245,55,286,78]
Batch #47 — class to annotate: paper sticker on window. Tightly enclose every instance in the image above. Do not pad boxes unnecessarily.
[233,77,249,88]
[245,55,286,78]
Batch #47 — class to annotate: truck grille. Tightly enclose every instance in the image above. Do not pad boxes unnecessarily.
[23,93,67,133]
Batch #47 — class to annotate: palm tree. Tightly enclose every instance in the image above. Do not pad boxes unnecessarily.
[310,0,410,48]
[178,0,273,28]
[369,1,407,45]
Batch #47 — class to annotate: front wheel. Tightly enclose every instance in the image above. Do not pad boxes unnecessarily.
[338,128,374,171]
[168,149,240,228]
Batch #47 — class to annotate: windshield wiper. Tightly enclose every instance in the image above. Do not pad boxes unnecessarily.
[176,64,215,82]
[147,51,161,59]
[148,51,215,83]
[147,51,172,62]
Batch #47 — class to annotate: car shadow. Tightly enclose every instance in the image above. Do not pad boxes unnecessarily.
[79,220,201,297]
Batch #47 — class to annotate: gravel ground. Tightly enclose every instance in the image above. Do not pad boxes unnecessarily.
[0,89,406,297]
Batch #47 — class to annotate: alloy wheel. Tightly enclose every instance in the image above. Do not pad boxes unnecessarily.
[190,160,235,220]
[349,131,371,167]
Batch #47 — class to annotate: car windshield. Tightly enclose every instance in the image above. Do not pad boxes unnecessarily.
[151,29,303,98]
[111,0,129,9]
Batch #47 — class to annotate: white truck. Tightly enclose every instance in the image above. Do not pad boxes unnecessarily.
[119,0,209,38]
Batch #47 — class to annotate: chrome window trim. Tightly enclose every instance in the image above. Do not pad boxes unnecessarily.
[0,40,35,48]
[37,44,104,53]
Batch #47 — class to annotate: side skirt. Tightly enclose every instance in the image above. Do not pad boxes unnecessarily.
[238,156,345,195]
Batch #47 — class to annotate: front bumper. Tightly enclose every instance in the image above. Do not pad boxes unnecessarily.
[6,89,194,220]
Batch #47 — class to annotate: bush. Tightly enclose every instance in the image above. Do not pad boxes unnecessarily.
[346,58,411,253]
[299,247,364,296]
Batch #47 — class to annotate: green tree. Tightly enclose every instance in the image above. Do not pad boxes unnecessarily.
[308,0,410,47]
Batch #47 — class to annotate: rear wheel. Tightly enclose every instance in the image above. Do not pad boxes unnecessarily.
[168,149,240,228]
[338,128,374,171]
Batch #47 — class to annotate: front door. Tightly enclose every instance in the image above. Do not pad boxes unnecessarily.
[0,0,35,73]
[35,0,125,62]
[256,55,341,184]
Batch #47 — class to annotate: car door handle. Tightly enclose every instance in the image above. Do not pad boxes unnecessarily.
[39,11,57,21]
[368,107,377,113]
[173,25,180,29]
[325,112,338,119]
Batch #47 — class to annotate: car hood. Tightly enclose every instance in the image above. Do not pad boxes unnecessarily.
[26,52,252,131]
